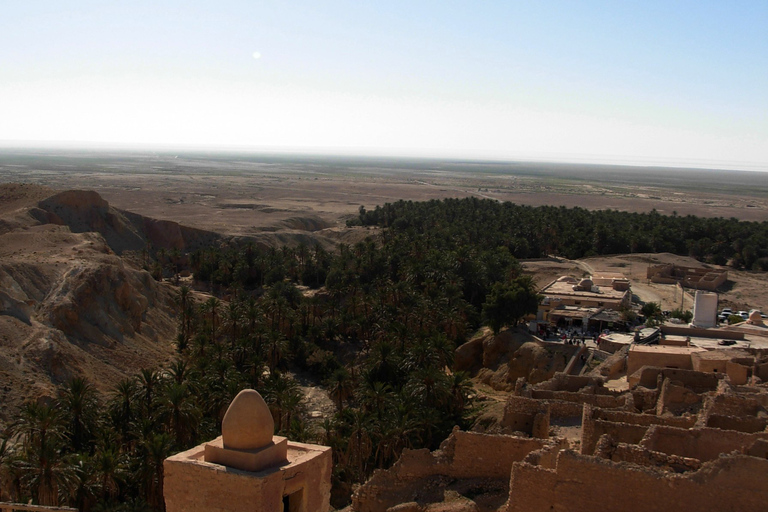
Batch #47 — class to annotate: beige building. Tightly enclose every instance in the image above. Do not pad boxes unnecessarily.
[538,276,631,327]
[164,389,332,512]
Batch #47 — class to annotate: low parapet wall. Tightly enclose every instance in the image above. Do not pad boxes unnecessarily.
[506,450,768,512]
[661,324,744,340]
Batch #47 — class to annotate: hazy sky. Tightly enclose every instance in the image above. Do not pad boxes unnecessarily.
[2,1,767,170]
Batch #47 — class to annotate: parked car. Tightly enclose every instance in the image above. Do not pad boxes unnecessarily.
[718,308,733,322]
[738,311,749,320]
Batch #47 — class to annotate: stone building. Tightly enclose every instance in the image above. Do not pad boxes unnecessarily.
[164,389,332,512]
[537,275,631,329]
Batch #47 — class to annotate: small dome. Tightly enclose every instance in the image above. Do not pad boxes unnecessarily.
[221,389,274,450]
[578,278,593,288]
[748,310,763,324]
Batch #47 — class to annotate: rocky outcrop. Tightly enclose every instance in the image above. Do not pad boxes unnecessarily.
[455,329,577,391]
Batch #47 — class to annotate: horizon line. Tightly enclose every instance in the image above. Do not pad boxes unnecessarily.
[1,138,766,174]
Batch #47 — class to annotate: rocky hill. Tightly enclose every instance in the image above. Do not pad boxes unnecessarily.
[0,185,222,425]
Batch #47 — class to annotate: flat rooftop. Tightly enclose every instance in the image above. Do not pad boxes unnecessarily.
[541,280,629,301]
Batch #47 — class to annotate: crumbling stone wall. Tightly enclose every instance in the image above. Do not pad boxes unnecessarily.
[500,396,551,438]
[581,405,697,456]
[701,391,768,417]
[640,425,768,462]
[533,373,611,393]
[507,450,768,512]
[352,430,557,512]
[603,441,702,473]
[726,359,750,385]
[590,407,697,428]
[629,366,721,392]
[655,378,704,415]
[530,390,626,409]
[706,414,767,433]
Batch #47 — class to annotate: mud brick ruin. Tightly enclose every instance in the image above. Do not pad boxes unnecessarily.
[353,354,768,512]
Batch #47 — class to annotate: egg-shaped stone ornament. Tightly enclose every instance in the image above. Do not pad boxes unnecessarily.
[221,389,274,450]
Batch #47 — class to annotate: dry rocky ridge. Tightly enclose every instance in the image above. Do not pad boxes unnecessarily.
[0,184,223,425]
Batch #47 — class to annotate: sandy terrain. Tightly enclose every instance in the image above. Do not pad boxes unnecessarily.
[1,150,767,242]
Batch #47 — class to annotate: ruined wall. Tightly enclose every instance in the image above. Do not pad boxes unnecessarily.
[646,264,727,291]
[629,367,720,392]
[627,349,698,376]
[353,430,554,512]
[508,450,768,512]
[655,378,703,415]
[725,360,750,385]
[691,355,728,374]
[755,361,768,382]
[606,442,702,472]
[581,405,697,456]
[640,425,768,462]
[592,407,696,428]
[630,387,660,413]
[501,396,550,437]
[703,390,768,417]
[581,418,648,456]
[530,390,626,411]
[706,414,767,433]
[533,373,617,394]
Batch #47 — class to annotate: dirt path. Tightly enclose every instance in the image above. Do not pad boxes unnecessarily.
[288,368,337,422]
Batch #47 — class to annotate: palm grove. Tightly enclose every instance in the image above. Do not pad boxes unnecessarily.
[2,197,766,510]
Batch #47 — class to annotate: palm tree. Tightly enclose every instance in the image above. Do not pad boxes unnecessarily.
[263,373,303,433]
[224,299,243,349]
[109,378,137,445]
[201,297,221,345]
[328,368,354,411]
[137,433,172,512]
[158,382,201,449]
[361,381,393,421]
[92,444,125,503]
[343,408,373,480]
[59,377,100,453]
[0,433,21,502]
[13,402,75,506]
[136,368,163,423]
[264,331,288,372]
[175,285,193,343]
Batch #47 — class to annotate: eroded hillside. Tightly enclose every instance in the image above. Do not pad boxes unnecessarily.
[0,185,202,424]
